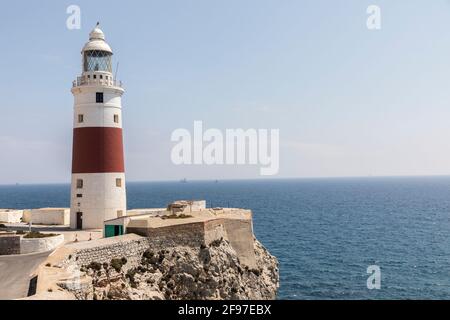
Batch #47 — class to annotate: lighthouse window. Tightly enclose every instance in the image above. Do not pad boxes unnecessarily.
[96,92,104,103]
[76,179,83,189]
[116,178,122,187]
[114,114,119,123]
[78,114,84,123]
[84,50,113,73]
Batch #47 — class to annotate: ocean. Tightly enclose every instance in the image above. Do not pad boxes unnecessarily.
[2,176,450,300]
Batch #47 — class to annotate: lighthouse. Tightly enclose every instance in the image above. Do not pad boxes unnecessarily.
[70,24,126,230]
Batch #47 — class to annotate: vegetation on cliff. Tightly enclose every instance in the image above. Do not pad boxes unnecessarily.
[73,237,279,300]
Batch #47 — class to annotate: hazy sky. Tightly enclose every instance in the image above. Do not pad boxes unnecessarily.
[1,0,450,184]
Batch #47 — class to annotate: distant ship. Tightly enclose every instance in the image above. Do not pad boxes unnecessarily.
[180,178,188,183]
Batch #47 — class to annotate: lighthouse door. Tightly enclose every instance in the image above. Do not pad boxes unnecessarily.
[76,212,83,230]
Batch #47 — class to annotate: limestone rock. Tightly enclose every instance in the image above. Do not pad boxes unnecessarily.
[62,237,279,300]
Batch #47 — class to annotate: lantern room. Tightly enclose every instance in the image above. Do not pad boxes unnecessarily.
[81,23,113,74]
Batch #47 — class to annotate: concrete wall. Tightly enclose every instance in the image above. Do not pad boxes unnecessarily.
[127,217,256,267]
[203,219,228,245]
[30,209,69,225]
[168,200,206,214]
[0,234,21,255]
[20,234,64,255]
[222,219,256,268]
[22,210,31,223]
[0,210,23,223]
[189,200,206,212]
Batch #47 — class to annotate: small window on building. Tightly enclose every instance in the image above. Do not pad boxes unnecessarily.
[96,92,104,103]
[105,76,109,80]
[78,114,84,123]
[100,75,103,80]
[76,194,83,198]
[93,75,97,79]
[114,114,119,123]
[76,179,83,189]
[116,178,122,187]
[87,75,91,79]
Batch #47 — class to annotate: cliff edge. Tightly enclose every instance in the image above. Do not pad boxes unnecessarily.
[65,237,278,300]
[30,207,279,300]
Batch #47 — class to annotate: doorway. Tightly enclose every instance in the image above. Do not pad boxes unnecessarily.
[76,212,83,230]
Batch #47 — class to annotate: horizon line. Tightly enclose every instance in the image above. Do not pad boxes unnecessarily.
[2,173,450,186]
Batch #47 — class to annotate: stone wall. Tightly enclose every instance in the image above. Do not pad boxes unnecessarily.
[62,216,257,270]
[203,219,228,245]
[0,234,21,255]
[63,234,150,269]
[61,221,231,268]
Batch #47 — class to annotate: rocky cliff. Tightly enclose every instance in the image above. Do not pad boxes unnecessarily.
[61,236,278,300]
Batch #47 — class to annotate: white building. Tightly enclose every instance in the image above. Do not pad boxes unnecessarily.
[0,209,23,224]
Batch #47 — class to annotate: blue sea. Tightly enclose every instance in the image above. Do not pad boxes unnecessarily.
[2,176,450,300]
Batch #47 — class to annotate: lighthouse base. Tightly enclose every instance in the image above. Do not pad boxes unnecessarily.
[70,172,126,230]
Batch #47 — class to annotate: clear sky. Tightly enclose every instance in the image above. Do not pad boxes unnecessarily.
[1,0,450,184]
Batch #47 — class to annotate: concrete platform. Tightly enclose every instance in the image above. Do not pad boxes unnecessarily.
[0,250,53,299]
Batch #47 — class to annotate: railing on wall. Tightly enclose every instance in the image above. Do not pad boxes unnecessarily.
[73,76,123,88]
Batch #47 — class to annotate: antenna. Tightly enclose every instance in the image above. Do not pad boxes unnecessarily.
[115,62,120,80]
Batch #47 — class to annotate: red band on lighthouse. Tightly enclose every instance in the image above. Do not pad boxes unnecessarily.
[72,127,125,174]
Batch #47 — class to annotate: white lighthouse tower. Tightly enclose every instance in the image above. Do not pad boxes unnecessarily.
[70,24,126,230]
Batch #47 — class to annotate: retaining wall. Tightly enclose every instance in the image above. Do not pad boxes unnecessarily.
[29,209,70,225]
[0,234,21,255]
[20,234,65,254]
[63,234,149,269]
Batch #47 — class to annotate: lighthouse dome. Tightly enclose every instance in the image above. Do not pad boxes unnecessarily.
[82,24,113,54]
[89,26,105,40]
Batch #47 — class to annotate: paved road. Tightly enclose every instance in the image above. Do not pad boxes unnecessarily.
[0,250,52,300]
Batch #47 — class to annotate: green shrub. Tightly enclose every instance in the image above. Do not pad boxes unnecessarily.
[165,214,193,219]
[209,237,223,247]
[126,269,136,281]
[23,231,58,239]
[143,250,154,259]
[110,258,125,272]
[87,262,102,271]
